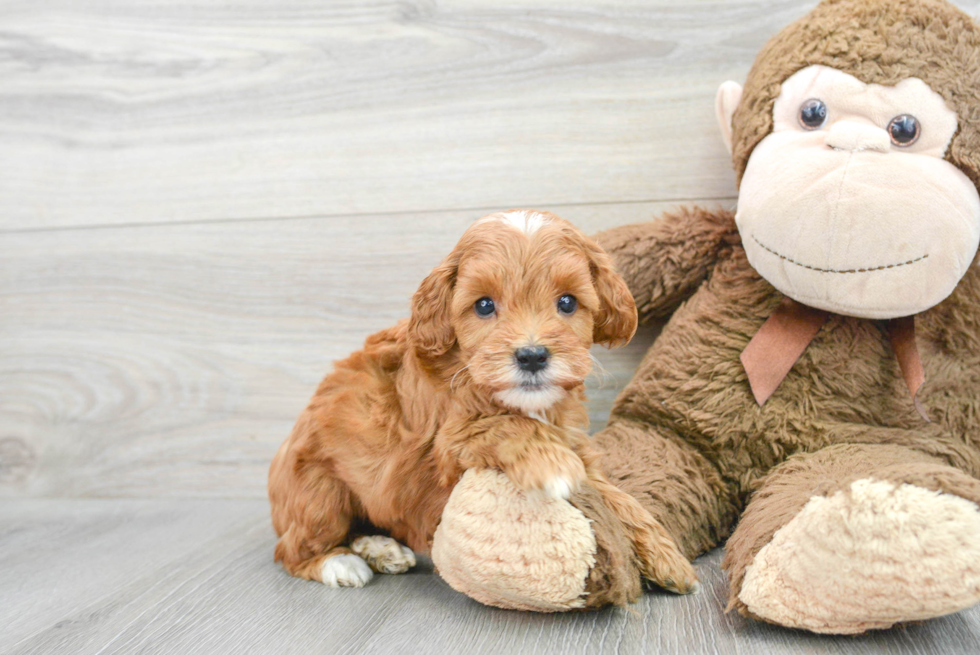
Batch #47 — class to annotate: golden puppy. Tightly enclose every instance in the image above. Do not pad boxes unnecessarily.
[268,210,696,592]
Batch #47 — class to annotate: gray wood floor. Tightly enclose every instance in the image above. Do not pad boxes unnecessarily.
[3,1,980,653]
[5,500,980,655]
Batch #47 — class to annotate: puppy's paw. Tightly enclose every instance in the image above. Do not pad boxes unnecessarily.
[543,476,574,500]
[351,536,417,575]
[507,444,587,500]
[321,553,374,588]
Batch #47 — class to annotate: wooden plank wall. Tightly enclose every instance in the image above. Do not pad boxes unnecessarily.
[3,0,979,499]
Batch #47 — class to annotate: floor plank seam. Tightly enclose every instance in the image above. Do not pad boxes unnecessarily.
[0,196,738,236]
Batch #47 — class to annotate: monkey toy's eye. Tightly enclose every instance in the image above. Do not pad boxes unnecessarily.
[557,294,577,315]
[474,297,496,317]
[798,98,828,130]
[888,114,920,146]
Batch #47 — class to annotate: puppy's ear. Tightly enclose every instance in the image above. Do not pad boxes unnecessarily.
[408,257,458,362]
[586,240,638,347]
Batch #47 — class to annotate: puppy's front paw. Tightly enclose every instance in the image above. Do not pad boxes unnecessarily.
[321,553,374,588]
[507,444,587,500]
[351,535,417,575]
[543,476,574,500]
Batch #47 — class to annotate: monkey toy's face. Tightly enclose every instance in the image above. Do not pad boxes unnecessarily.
[718,65,980,319]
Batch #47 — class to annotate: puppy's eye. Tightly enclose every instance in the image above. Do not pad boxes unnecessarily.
[888,114,920,146]
[798,98,827,130]
[557,294,577,315]
[474,297,495,317]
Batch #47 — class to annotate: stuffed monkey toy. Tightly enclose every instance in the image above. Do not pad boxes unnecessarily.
[589,0,980,634]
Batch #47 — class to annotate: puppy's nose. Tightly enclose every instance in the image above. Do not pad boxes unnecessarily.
[515,346,549,373]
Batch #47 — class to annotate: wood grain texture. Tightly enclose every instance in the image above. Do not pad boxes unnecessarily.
[0,0,846,231]
[0,199,726,498]
[4,499,980,655]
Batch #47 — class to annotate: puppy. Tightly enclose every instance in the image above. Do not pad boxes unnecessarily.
[268,210,697,592]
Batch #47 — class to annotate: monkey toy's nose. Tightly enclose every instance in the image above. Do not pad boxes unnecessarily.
[515,345,550,373]
[825,121,891,153]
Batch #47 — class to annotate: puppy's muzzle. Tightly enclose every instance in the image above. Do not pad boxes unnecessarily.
[514,346,549,373]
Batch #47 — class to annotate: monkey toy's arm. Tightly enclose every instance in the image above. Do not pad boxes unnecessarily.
[594,206,737,324]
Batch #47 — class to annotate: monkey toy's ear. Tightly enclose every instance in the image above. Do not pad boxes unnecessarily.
[715,81,744,156]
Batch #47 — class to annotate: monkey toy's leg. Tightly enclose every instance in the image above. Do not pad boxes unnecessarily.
[724,443,980,634]
[593,418,742,562]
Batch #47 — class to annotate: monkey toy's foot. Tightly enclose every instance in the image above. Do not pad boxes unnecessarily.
[737,478,980,634]
[431,469,643,611]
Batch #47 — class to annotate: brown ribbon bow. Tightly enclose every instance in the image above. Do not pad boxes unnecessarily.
[740,297,928,421]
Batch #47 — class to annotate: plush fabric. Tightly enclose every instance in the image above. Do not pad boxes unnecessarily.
[741,479,980,633]
[726,444,980,633]
[737,65,980,318]
[431,469,641,611]
[596,203,980,631]
[590,0,980,634]
[428,0,980,627]
[731,0,980,189]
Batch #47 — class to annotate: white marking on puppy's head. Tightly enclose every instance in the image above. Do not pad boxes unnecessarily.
[482,210,552,235]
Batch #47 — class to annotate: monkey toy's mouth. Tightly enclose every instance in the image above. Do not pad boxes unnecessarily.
[751,235,929,275]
